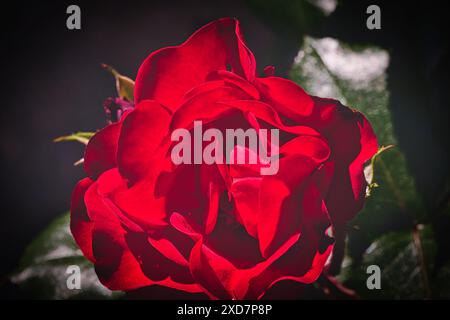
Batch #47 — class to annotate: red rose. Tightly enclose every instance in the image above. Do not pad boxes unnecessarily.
[71,18,378,299]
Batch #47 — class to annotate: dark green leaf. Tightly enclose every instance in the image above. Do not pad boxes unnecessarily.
[291,36,425,244]
[338,226,450,299]
[8,213,123,299]
[289,37,450,298]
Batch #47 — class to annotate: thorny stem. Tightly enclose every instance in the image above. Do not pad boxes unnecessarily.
[412,225,432,299]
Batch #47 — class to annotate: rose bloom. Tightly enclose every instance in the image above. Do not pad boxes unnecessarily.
[71,18,378,299]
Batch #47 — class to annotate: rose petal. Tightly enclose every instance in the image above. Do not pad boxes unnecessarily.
[135,18,256,110]
[246,183,334,299]
[207,70,260,99]
[83,171,201,292]
[230,177,261,238]
[256,76,314,119]
[117,100,172,183]
[189,239,240,299]
[257,136,331,258]
[70,178,95,262]
[112,179,168,230]
[84,122,122,179]
[218,100,321,136]
[125,232,200,291]
[170,86,250,131]
[310,97,378,225]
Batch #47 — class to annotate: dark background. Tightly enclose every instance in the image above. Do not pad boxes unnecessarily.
[1,0,449,288]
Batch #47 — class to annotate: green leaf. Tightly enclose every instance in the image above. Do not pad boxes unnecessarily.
[291,36,425,238]
[338,226,450,299]
[364,144,395,198]
[54,132,95,145]
[290,37,445,298]
[8,213,123,299]
[102,64,135,102]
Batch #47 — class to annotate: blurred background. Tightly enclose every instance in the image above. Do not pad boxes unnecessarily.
[1,0,449,299]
